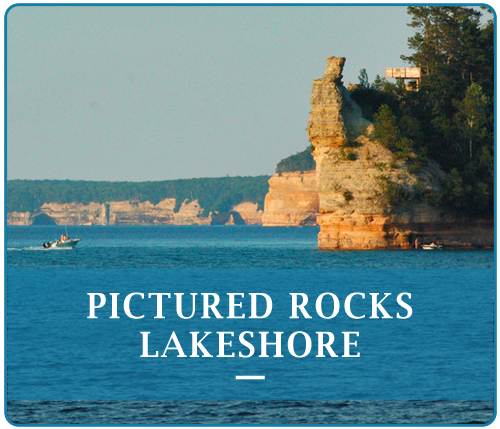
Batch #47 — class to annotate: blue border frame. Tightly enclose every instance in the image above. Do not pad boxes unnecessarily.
[3,3,497,427]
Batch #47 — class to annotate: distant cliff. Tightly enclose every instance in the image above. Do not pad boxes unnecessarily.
[7,199,264,226]
[306,57,493,249]
[7,176,269,226]
[262,171,319,226]
[7,176,269,215]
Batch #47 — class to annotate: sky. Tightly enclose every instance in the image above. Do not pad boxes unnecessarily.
[7,5,419,181]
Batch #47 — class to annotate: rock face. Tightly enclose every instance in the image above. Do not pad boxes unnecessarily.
[307,57,493,249]
[262,171,319,226]
[231,202,264,225]
[106,200,175,225]
[173,200,211,225]
[7,212,32,225]
[7,198,263,226]
[33,202,109,225]
[308,57,371,158]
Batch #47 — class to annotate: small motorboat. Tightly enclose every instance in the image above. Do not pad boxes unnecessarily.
[421,243,443,250]
[43,235,81,249]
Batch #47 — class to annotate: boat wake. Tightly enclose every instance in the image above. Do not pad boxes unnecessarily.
[7,247,72,251]
[8,247,43,251]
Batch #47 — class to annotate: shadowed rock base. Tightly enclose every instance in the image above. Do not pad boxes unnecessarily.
[318,214,493,249]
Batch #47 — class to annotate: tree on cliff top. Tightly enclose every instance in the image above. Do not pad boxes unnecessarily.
[402,7,485,81]
[7,176,271,214]
[399,6,493,218]
[401,6,493,161]
[351,7,493,219]
[276,146,315,173]
[372,105,413,161]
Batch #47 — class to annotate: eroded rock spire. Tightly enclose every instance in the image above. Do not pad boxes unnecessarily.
[307,57,370,154]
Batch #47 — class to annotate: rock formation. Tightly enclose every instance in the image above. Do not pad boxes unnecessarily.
[172,200,211,225]
[34,202,109,225]
[7,212,32,226]
[106,200,175,225]
[307,57,493,249]
[7,198,264,226]
[231,202,264,225]
[262,171,319,226]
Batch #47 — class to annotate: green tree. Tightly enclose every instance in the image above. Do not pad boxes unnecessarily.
[400,7,493,167]
[373,105,400,146]
[276,146,315,173]
[373,105,413,160]
[358,68,370,88]
[7,177,271,214]
[391,6,494,219]
[402,6,483,83]
[454,83,489,160]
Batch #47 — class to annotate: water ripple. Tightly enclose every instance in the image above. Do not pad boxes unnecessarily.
[6,400,495,425]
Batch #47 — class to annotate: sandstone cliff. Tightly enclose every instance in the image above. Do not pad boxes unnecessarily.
[7,212,32,226]
[231,202,264,225]
[7,198,264,226]
[262,171,319,226]
[34,202,109,226]
[307,57,493,249]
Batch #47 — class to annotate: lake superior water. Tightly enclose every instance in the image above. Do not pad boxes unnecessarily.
[6,225,494,269]
[6,226,495,425]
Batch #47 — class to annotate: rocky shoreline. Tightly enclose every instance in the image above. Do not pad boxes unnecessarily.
[7,199,265,226]
[307,57,493,249]
[7,173,321,227]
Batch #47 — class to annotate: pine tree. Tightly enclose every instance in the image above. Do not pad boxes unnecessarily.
[373,105,413,160]
[358,69,370,88]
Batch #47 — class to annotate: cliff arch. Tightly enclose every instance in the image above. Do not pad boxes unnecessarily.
[32,213,57,225]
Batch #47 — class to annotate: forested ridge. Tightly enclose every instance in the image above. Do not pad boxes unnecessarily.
[276,146,315,173]
[351,6,494,219]
[7,176,271,215]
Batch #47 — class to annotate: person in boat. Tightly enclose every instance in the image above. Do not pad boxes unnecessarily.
[57,234,68,243]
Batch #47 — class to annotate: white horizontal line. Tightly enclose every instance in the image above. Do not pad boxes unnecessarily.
[235,375,265,380]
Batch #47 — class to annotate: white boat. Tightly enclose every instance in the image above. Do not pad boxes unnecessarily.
[43,237,81,249]
[421,243,443,250]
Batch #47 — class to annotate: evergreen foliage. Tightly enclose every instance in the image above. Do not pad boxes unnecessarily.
[358,68,370,88]
[276,146,315,173]
[351,6,493,219]
[372,105,413,161]
[7,176,271,215]
[377,175,439,213]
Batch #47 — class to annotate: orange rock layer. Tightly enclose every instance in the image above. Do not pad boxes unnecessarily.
[262,171,319,226]
[318,213,493,249]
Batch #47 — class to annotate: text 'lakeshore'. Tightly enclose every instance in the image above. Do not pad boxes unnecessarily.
[88,292,412,358]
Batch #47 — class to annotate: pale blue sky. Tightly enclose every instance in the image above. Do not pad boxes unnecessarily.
[7,5,417,181]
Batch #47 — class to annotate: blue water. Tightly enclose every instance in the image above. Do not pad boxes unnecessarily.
[6,226,495,424]
[6,225,494,269]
